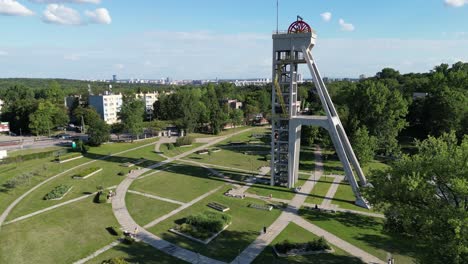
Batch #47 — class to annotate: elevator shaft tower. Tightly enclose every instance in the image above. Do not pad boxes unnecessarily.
[270,17,370,208]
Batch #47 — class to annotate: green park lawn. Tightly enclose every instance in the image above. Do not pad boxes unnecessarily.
[299,147,316,172]
[0,154,91,215]
[159,143,204,157]
[183,146,269,172]
[188,126,248,138]
[331,181,383,214]
[86,138,159,156]
[0,198,119,264]
[117,144,164,162]
[86,242,187,264]
[130,164,224,203]
[216,127,270,146]
[305,175,335,205]
[253,222,364,264]
[299,210,423,263]
[246,183,295,200]
[125,192,180,226]
[148,188,282,262]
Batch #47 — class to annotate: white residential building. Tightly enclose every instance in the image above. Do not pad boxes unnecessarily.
[88,93,123,124]
[135,92,159,119]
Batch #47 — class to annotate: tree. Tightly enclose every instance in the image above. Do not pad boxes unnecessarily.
[351,126,377,166]
[230,109,244,128]
[118,98,145,140]
[347,81,409,155]
[29,100,69,136]
[87,119,110,146]
[365,132,468,264]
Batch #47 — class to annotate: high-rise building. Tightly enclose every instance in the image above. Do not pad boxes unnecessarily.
[88,92,123,124]
[112,75,117,82]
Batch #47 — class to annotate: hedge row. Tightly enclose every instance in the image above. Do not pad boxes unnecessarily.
[185,210,231,233]
[0,149,68,165]
[175,136,194,147]
[43,185,71,200]
[275,237,330,254]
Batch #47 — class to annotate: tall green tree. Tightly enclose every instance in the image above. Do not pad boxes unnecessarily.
[351,126,377,166]
[118,98,145,140]
[365,132,468,264]
[87,120,110,146]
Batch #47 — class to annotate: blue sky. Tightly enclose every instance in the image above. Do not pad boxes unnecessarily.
[0,0,468,79]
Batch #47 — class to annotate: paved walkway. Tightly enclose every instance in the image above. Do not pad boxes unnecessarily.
[127,190,185,206]
[293,217,385,264]
[110,128,253,264]
[143,186,224,229]
[231,147,324,264]
[0,140,157,229]
[321,175,345,207]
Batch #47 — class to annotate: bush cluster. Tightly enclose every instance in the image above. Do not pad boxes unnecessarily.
[4,172,34,189]
[175,136,193,147]
[43,185,71,200]
[275,237,330,254]
[166,143,175,150]
[185,211,231,233]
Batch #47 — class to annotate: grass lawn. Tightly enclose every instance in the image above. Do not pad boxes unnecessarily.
[86,242,187,264]
[329,181,384,213]
[216,127,270,146]
[0,154,92,215]
[246,183,295,200]
[126,192,180,226]
[148,188,282,262]
[305,175,335,205]
[189,126,249,138]
[159,143,204,157]
[299,210,423,263]
[86,138,159,156]
[0,197,119,264]
[117,144,164,162]
[299,147,316,172]
[183,146,269,172]
[130,164,224,203]
[322,150,345,175]
[253,222,364,264]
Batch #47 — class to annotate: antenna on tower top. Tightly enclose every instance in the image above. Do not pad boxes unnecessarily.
[276,0,279,33]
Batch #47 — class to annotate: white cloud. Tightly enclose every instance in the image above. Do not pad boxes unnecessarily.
[339,19,355,32]
[444,0,468,7]
[320,12,332,22]
[0,50,8,56]
[42,4,81,25]
[0,0,34,16]
[30,0,101,4]
[85,8,111,24]
[64,54,81,61]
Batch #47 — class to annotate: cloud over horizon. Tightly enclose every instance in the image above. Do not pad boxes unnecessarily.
[30,0,100,4]
[85,8,111,24]
[444,0,468,7]
[42,4,81,25]
[339,19,355,32]
[0,0,34,16]
[320,12,332,22]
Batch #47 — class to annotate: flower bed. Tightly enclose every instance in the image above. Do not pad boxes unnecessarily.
[207,202,230,212]
[171,211,231,244]
[43,185,72,200]
[273,237,333,257]
[71,167,102,179]
[55,152,83,163]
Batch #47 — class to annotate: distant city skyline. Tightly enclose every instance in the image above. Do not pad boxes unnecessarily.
[0,0,468,79]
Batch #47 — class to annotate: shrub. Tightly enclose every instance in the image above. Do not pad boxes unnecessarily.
[275,237,330,254]
[97,191,108,203]
[123,236,135,245]
[4,172,34,189]
[101,257,129,264]
[107,226,122,237]
[175,136,194,147]
[166,143,175,150]
[117,171,125,176]
[55,152,81,162]
[185,210,231,233]
[43,185,71,200]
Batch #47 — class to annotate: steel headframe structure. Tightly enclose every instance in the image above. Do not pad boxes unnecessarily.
[270,17,371,209]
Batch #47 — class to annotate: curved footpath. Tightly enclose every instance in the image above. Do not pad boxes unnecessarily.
[0,140,159,229]
[110,129,252,264]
